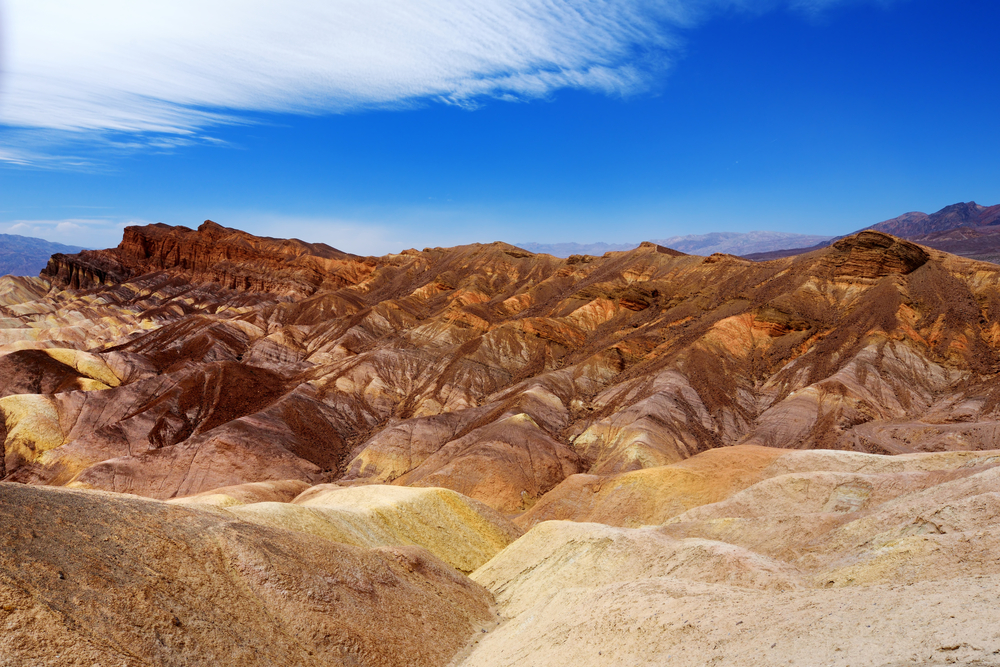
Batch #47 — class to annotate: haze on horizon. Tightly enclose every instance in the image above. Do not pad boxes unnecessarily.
[0,0,997,255]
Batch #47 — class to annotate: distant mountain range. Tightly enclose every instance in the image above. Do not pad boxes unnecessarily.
[514,241,637,256]
[743,201,1000,262]
[868,201,1000,237]
[520,201,1000,264]
[650,231,833,256]
[516,231,833,258]
[0,234,85,277]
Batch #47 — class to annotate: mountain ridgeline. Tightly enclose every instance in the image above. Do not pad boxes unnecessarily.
[744,200,1000,262]
[0,233,84,277]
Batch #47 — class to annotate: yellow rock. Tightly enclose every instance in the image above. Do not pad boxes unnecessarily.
[167,479,312,507]
[0,395,63,465]
[459,449,1000,667]
[216,484,522,573]
[473,520,800,619]
[43,348,121,387]
[0,483,496,667]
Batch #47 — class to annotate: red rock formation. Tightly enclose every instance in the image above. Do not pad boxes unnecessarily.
[43,220,378,296]
[821,231,929,279]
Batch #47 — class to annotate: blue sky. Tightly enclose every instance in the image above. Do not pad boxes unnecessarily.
[0,0,998,254]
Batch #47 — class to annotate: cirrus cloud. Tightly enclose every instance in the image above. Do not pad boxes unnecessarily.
[1,0,692,135]
[0,0,899,155]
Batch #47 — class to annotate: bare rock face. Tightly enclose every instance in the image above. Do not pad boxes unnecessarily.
[0,483,495,667]
[43,220,377,296]
[822,231,929,279]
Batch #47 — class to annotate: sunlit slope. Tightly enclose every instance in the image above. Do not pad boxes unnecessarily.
[462,446,1000,666]
[0,483,495,667]
[171,483,522,573]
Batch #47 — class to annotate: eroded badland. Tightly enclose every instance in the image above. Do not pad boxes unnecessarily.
[3,220,1000,665]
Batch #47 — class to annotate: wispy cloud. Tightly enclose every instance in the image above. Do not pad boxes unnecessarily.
[1,1,688,134]
[0,0,894,161]
[788,0,898,14]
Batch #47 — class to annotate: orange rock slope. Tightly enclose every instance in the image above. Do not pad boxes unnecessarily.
[1,221,999,515]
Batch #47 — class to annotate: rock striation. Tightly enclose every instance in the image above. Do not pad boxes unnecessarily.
[43,220,375,296]
[5,221,1000,511]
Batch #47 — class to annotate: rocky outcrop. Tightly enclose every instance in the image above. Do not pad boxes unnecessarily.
[42,248,131,289]
[822,231,929,278]
[43,220,378,296]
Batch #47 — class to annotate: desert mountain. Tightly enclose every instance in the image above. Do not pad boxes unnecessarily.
[0,233,83,277]
[867,201,1000,237]
[650,230,833,256]
[518,230,832,258]
[745,200,1000,262]
[0,223,1000,500]
[0,222,996,510]
[4,220,1000,664]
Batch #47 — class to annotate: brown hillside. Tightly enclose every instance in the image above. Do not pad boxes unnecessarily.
[0,222,998,514]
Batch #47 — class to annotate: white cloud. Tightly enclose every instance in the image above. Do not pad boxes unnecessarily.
[0,0,693,137]
[0,0,895,157]
[0,149,33,166]
[54,221,85,234]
